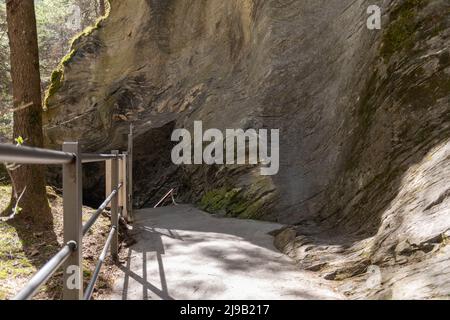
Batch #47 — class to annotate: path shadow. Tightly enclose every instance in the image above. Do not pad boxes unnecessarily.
[110,206,341,300]
[119,227,175,300]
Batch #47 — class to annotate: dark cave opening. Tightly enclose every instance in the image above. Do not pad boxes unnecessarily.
[58,121,181,210]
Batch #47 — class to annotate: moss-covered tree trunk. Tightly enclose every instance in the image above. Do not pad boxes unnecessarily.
[6,0,51,224]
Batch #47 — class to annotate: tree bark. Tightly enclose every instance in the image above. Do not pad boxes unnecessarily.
[6,0,51,223]
[98,0,106,16]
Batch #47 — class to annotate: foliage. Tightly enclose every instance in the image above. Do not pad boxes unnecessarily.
[14,136,23,145]
[35,0,100,85]
[0,0,105,140]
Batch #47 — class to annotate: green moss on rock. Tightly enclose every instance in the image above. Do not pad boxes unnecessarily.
[70,18,103,48]
[381,0,429,61]
[199,178,276,220]
[44,69,64,109]
[200,188,241,214]
[44,17,105,109]
[44,48,79,109]
[61,49,77,67]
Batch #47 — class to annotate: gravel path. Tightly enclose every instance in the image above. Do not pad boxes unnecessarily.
[105,205,342,300]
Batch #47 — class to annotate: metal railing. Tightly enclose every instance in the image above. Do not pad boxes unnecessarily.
[154,188,177,208]
[0,127,133,300]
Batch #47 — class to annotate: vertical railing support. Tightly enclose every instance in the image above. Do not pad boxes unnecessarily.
[119,153,128,221]
[62,142,83,300]
[127,125,133,222]
[105,159,112,202]
[110,150,119,262]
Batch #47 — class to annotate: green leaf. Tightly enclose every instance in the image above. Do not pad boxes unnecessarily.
[15,136,24,145]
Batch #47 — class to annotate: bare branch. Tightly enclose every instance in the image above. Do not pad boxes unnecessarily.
[0,186,26,222]
[0,101,33,118]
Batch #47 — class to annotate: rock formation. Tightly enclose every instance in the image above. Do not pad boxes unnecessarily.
[43,0,450,299]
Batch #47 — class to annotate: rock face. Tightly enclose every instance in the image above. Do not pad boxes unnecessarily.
[44,0,450,299]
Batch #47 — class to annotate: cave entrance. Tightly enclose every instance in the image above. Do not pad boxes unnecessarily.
[82,121,180,209]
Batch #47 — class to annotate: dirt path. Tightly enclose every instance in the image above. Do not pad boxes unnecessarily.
[104,205,343,300]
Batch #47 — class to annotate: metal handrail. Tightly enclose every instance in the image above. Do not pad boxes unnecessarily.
[1,126,133,300]
[81,153,120,164]
[13,241,77,300]
[0,143,74,165]
[82,183,123,236]
[83,226,116,300]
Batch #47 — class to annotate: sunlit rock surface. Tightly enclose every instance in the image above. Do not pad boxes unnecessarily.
[44,0,450,299]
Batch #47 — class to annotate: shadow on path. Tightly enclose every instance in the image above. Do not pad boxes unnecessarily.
[108,205,342,300]
[120,232,174,300]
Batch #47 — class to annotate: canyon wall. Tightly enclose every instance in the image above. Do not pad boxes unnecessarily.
[44,0,450,298]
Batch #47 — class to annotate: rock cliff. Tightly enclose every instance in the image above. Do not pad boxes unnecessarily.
[43,0,450,299]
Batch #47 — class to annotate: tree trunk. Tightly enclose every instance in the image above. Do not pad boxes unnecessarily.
[6,0,51,223]
[98,0,106,16]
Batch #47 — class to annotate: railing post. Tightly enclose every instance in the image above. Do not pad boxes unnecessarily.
[62,142,83,300]
[105,159,112,202]
[119,152,128,221]
[111,150,119,262]
[127,125,133,222]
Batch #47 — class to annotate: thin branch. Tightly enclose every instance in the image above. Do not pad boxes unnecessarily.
[12,186,26,213]
[0,186,26,222]
[0,101,33,118]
